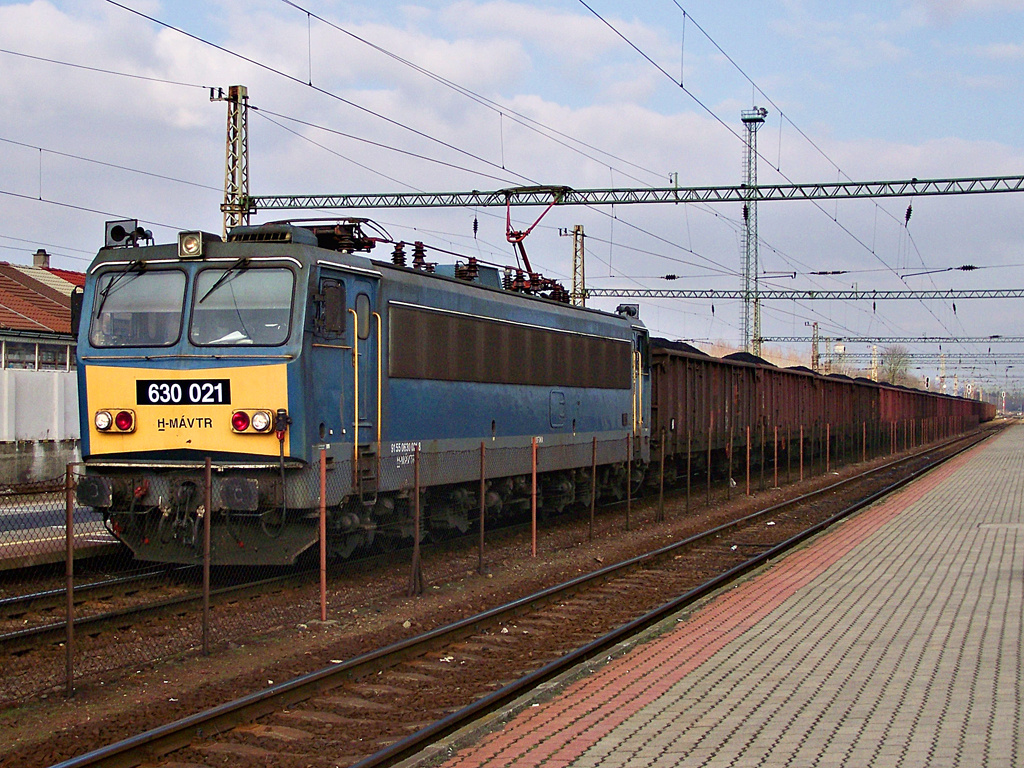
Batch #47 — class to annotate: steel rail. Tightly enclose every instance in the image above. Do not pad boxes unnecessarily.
[0,566,187,617]
[48,426,996,768]
[1,519,536,655]
[0,568,307,655]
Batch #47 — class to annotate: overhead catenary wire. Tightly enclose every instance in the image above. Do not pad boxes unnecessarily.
[581,1,978,352]
[664,1,977,353]
[0,137,222,192]
[102,0,540,188]
[275,0,667,187]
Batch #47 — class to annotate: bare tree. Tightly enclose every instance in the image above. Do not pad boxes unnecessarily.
[881,344,911,385]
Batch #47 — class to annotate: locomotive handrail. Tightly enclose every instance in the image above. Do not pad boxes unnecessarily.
[350,307,361,489]
[375,311,383,451]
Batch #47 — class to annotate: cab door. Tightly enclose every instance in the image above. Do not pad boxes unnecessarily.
[632,328,651,459]
[349,276,380,502]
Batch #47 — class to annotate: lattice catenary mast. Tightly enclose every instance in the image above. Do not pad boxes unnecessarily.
[742,107,768,355]
[212,85,251,238]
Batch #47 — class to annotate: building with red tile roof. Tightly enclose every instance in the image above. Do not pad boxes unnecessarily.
[0,249,82,370]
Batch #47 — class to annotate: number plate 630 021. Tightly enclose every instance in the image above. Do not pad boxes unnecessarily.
[136,379,232,405]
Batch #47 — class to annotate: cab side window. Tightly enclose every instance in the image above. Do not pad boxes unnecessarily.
[317,280,346,338]
[355,293,371,340]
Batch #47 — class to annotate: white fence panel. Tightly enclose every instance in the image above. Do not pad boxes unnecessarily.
[0,369,79,441]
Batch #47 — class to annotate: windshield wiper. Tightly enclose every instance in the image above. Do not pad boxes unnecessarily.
[96,260,145,316]
[198,258,250,303]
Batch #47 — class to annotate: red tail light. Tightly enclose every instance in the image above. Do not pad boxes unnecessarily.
[95,409,135,433]
[231,411,250,431]
[114,410,135,431]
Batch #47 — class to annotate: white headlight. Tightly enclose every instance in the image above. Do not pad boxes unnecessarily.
[95,411,113,431]
[251,410,272,432]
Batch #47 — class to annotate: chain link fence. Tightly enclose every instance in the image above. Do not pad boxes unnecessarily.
[0,413,983,704]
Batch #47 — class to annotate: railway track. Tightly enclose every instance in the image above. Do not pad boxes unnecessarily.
[0,566,312,655]
[0,566,186,624]
[45,426,996,768]
[0,426,961,658]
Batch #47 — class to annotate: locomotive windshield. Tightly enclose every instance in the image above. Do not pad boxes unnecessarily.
[89,268,186,348]
[88,264,296,348]
[189,266,294,346]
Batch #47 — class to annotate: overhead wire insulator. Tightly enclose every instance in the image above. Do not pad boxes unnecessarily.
[412,240,427,270]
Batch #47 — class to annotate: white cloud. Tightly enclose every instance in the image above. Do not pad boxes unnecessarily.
[0,0,1021,359]
[980,41,1024,60]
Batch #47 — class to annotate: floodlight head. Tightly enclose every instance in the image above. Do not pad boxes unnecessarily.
[105,219,139,248]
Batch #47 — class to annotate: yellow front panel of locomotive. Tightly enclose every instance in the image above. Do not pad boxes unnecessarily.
[85,364,290,457]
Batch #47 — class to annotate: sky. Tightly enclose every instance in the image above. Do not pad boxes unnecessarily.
[2,0,1024,395]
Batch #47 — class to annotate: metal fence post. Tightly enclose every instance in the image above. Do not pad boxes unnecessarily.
[759,419,765,492]
[726,417,733,501]
[320,448,327,621]
[65,464,75,698]
[773,424,778,489]
[479,442,485,575]
[658,428,665,522]
[626,432,632,531]
[745,425,751,496]
[203,457,211,656]
[531,437,538,557]
[409,446,424,595]
[706,413,713,505]
[589,437,596,542]
[685,426,691,514]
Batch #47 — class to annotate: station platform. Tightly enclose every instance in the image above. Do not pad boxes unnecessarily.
[431,424,1023,768]
[0,521,119,572]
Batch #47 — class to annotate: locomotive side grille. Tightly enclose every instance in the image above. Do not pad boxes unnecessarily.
[389,304,631,389]
[227,231,293,243]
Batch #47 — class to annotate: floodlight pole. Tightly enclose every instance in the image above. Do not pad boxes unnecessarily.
[742,107,768,356]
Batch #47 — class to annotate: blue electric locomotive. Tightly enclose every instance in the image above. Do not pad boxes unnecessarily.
[74,220,652,565]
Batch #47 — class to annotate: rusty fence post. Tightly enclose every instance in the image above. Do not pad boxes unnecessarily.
[759,419,765,492]
[685,427,691,515]
[409,446,424,595]
[626,432,632,532]
[726,419,733,501]
[773,424,778,489]
[320,448,327,622]
[203,457,212,656]
[658,428,666,523]
[590,437,597,541]
[745,425,751,496]
[479,442,486,575]
[531,437,538,557]
[65,464,75,698]
[706,414,713,505]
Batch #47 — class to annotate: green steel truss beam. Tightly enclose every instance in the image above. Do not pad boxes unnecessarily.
[759,336,1024,344]
[247,175,1024,211]
[585,289,1024,300]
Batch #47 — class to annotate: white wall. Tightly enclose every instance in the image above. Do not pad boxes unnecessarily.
[0,368,79,441]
